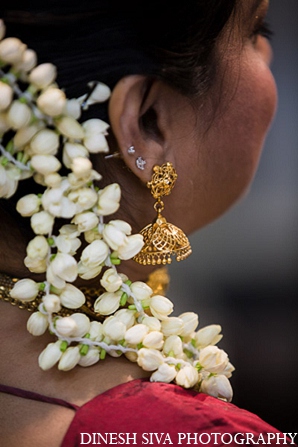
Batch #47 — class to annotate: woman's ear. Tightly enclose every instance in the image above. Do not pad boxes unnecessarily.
[108,75,170,182]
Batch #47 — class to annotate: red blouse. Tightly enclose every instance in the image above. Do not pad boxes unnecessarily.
[0,379,294,447]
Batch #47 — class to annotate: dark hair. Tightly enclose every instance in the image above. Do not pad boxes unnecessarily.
[1,1,237,103]
[0,1,238,241]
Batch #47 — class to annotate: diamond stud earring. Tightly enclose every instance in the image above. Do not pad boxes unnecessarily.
[136,157,146,170]
[128,145,135,155]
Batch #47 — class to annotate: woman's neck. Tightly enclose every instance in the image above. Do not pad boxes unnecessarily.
[0,300,150,403]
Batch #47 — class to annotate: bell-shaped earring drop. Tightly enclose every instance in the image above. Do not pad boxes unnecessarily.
[133,162,192,266]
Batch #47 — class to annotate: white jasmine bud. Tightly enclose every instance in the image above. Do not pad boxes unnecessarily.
[70,156,92,178]
[194,324,223,349]
[117,234,144,260]
[24,256,47,274]
[29,63,57,89]
[0,165,18,198]
[38,341,63,370]
[89,321,104,341]
[0,37,26,64]
[106,219,131,235]
[100,268,123,293]
[94,291,122,315]
[150,363,177,383]
[58,346,81,371]
[16,193,41,216]
[0,172,18,199]
[124,324,149,345]
[62,142,88,168]
[0,112,10,135]
[125,351,138,362]
[81,117,109,153]
[14,124,42,148]
[14,48,37,72]
[42,294,61,313]
[97,184,121,216]
[130,281,152,301]
[80,239,109,268]
[70,313,91,337]
[114,309,136,329]
[56,316,77,337]
[31,210,54,235]
[197,346,229,374]
[30,129,59,155]
[72,212,99,232]
[26,235,49,259]
[78,347,100,367]
[68,187,98,213]
[103,316,126,341]
[31,154,61,175]
[161,317,184,337]
[201,375,233,402]
[58,223,80,238]
[82,118,109,136]
[42,187,77,219]
[44,172,62,188]
[179,312,199,337]
[55,232,81,256]
[37,87,66,116]
[142,316,161,332]
[103,223,127,251]
[64,99,81,120]
[27,311,48,336]
[59,284,85,309]
[150,295,174,320]
[143,331,164,350]
[10,278,39,302]
[7,100,31,130]
[176,365,199,388]
[83,83,111,106]
[0,81,13,111]
[222,362,235,379]
[83,229,101,244]
[34,172,46,184]
[56,116,84,140]
[137,348,164,371]
[163,335,183,357]
[50,253,78,284]
[77,262,103,280]
[84,133,109,154]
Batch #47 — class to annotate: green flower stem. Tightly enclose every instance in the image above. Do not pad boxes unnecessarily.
[1,157,8,166]
[47,237,55,246]
[60,341,68,352]
[120,292,127,306]
[80,344,89,356]
[5,140,14,154]
[38,282,46,291]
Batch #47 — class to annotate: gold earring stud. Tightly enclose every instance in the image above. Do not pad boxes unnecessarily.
[133,162,192,266]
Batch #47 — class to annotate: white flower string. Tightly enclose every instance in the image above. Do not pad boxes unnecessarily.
[0,20,234,401]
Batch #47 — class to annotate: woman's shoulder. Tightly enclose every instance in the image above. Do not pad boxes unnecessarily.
[62,379,288,447]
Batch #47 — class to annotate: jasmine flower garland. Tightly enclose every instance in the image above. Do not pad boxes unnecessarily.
[0,19,234,401]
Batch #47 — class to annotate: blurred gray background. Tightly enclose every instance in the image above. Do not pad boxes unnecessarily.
[168,0,298,432]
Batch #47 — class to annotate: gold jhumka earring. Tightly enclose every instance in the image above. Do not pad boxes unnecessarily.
[133,162,192,266]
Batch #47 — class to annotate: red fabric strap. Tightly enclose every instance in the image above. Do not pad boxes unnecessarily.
[0,383,79,411]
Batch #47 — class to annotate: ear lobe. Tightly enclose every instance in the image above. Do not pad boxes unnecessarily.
[108,75,165,182]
